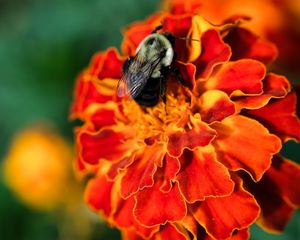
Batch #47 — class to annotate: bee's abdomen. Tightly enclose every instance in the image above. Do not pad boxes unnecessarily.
[133,77,161,107]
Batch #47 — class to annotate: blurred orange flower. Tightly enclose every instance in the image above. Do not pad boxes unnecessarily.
[3,126,75,211]
[71,3,300,240]
[163,0,300,73]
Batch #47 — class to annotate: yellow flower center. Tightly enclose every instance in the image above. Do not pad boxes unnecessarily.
[121,80,192,144]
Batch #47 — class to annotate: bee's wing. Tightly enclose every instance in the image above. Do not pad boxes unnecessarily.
[117,52,164,99]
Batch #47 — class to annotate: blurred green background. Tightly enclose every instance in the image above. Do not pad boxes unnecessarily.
[0,0,299,239]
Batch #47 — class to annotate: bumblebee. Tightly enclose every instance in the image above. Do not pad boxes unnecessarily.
[117,26,185,107]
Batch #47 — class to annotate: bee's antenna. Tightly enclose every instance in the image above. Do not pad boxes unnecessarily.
[175,37,201,42]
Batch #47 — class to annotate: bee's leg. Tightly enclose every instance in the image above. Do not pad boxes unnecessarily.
[159,77,167,112]
[152,25,163,34]
[160,77,166,103]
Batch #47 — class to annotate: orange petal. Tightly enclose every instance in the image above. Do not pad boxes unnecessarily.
[188,15,217,62]
[181,213,200,240]
[120,143,165,199]
[176,146,234,203]
[74,127,98,174]
[204,59,265,97]
[195,29,231,80]
[84,101,125,131]
[234,73,291,111]
[134,181,187,227]
[212,115,281,181]
[166,0,202,15]
[246,92,300,142]
[153,224,188,240]
[167,115,217,157]
[113,196,136,228]
[270,27,300,72]
[191,178,260,239]
[189,221,250,240]
[106,155,135,181]
[113,196,159,239]
[259,155,300,208]
[224,27,278,65]
[122,224,190,240]
[70,73,112,119]
[75,155,86,172]
[122,229,144,240]
[84,174,113,217]
[79,127,136,165]
[160,154,181,193]
[198,90,235,124]
[199,227,250,240]
[89,107,116,129]
[70,48,123,119]
[243,162,296,233]
[250,155,300,211]
[174,61,196,89]
[229,229,250,240]
[257,196,294,233]
[88,48,123,79]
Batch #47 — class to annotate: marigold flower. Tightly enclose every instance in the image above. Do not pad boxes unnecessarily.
[71,4,300,240]
[3,125,76,211]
